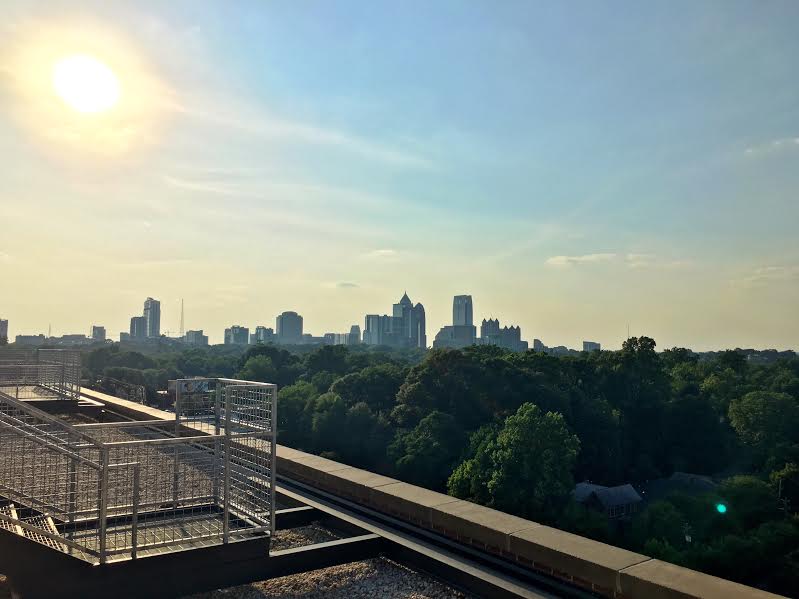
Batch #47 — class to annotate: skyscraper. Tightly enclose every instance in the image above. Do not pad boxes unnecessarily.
[143,297,161,338]
[363,293,426,348]
[583,341,601,352]
[250,326,275,344]
[392,292,426,348]
[453,295,473,327]
[130,316,147,339]
[363,314,391,345]
[276,311,303,344]
[478,317,528,352]
[433,295,476,349]
[348,324,361,345]
[185,330,209,346]
[91,325,106,342]
[224,325,249,345]
[0,319,8,342]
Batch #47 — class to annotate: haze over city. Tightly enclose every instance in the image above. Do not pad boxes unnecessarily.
[1,1,798,350]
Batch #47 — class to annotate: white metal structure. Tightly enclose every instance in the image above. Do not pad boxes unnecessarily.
[0,349,81,401]
[0,378,276,564]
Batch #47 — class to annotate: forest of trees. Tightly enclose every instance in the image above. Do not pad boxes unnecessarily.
[82,338,799,594]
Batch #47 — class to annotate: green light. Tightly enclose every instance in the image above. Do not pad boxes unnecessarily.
[716,503,727,514]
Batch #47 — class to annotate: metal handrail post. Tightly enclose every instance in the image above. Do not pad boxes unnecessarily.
[131,464,140,559]
[98,448,109,564]
[173,383,181,507]
[213,380,221,504]
[222,385,232,543]
[270,385,277,535]
[67,456,78,520]
[67,455,78,555]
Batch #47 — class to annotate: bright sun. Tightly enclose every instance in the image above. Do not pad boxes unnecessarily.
[52,54,120,114]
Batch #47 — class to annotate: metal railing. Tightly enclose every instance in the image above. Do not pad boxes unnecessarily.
[0,378,276,564]
[0,349,81,400]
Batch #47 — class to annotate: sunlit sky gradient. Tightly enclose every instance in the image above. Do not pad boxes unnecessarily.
[1,1,798,349]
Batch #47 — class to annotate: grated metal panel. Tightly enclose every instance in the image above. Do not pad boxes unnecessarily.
[0,349,81,401]
[0,378,276,564]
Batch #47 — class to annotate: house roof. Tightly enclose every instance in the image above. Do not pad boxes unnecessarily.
[639,471,718,503]
[593,484,642,508]
[574,482,605,503]
[574,482,642,508]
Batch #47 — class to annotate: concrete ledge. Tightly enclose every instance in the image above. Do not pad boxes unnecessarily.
[279,454,353,490]
[324,467,399,503]
[430,500,540,554]
[368,482,460,527]
[509,525,649,593]
[81,388,171,421]
[618,559,784,599]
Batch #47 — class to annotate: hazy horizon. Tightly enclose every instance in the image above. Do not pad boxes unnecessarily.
[2,1,798,351]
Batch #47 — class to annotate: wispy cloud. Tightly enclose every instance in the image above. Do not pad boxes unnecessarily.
[0,251,13,264]
[546,253,616,267]
[546,252,693,270]
[364,248,401,261]
[118,258,193,270]
[625,253,654,269]
[178,101,435,171]
[744,137,799,157]
[735,265,799,288]
[336,282,359,289]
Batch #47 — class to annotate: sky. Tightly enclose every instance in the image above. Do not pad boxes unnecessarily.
[1,1,798,350]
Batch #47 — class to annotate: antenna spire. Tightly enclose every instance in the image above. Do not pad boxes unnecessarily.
[179,298,185,337]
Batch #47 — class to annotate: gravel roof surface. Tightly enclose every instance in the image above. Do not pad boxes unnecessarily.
[186,557,471,599]
[184,523,471,599]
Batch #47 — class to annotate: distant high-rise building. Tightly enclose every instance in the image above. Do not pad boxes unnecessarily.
[0,319,8,342]
[363,314,391,345]
[143,297,161,338]
[185,330,209,346]
[413,303,426,349]
[91,326,106,342]
[363,293,426,348]
[130,316,147,340]
[533,339,545,352]
[433,295,476,349]
[477,317,528,352]
[583,341,601,352]
[276,311,303,344]
[120,332,131,342]
[48,334,90,346]
[393,293,427,348]
[453,295,474,327]
[348,324,361,345]
[250,326,275,345]
[433,325,477,349]
[224,325,249,345]
[15,334,46,346]
[480,318,501,338]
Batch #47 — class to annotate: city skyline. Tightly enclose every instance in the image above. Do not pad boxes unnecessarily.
[2,285,796,352]
[1,2,798,351]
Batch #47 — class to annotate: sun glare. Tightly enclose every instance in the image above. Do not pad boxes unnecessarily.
[52,54,120,114]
